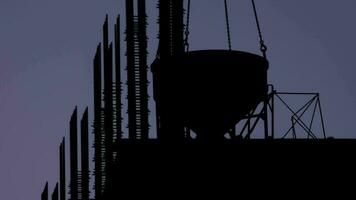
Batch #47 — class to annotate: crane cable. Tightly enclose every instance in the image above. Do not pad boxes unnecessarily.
[184,0,233,52]
[224,0,232,51]
[184,0,267,56]
[251,0,268,58]
[184,0,191,52]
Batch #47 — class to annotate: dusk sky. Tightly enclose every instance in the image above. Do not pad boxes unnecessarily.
[1,0,356,199]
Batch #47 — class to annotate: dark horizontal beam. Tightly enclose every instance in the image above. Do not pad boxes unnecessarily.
[276,92,319,96]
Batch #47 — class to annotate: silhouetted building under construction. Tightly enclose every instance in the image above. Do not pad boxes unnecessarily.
[40,0,356,199]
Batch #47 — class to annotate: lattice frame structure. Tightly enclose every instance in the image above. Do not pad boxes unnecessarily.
[233,85,327,140]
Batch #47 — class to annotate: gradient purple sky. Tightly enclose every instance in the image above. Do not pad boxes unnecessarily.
[1,0,356,199]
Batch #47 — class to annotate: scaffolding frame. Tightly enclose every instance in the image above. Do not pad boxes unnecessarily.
[236,85,327,140]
